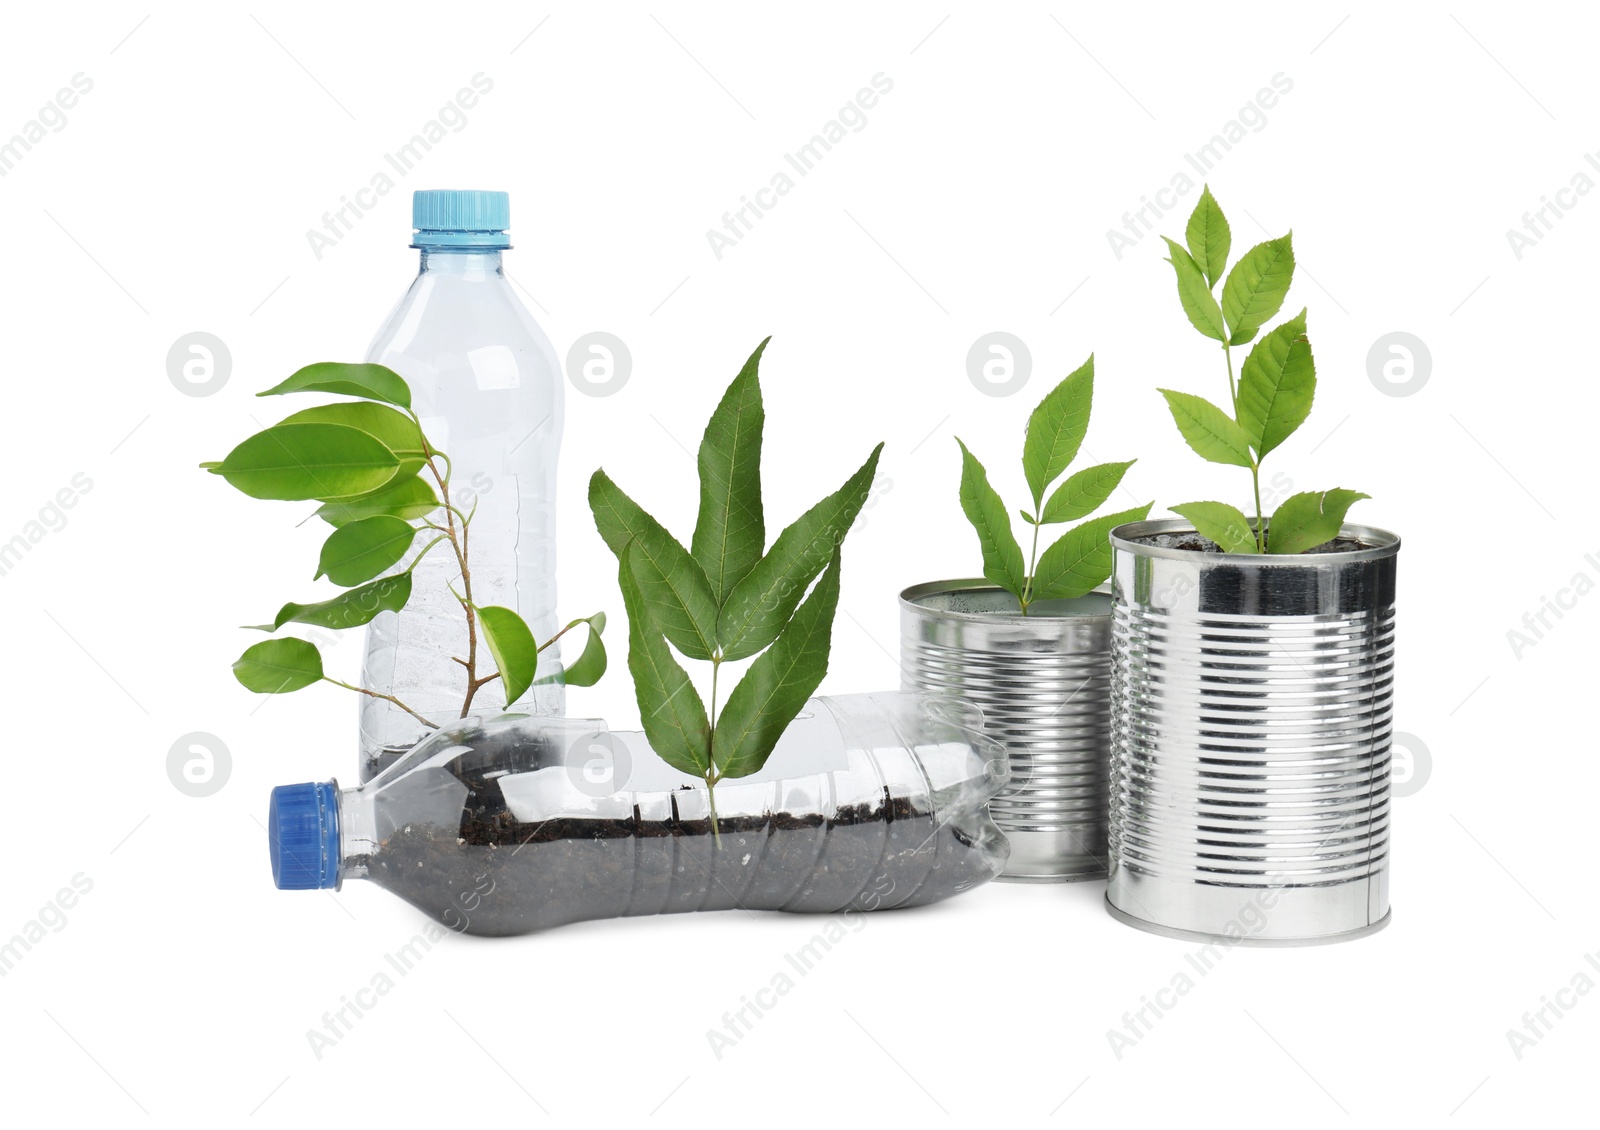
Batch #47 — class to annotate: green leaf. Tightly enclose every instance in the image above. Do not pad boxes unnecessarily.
[714,549,840,780]
[315,476,439,527]
[1159,389,1256,468]
[1162,237,1227,342]
[952,438,1026,603]
[1267,489,1369,555]
[1019,509,1038,525]
[1236,309,1316,458]
[1221,233,1294,345]
[233,638,323,694]
[618,544,711,777]
[258,362,412,409]
[1185,185,1231,288]
[1030,504,1152,602]
[551,613,608,688]
[1040,460,1136,524]
[1021,354,1095,506]
[692,337,768,604]
[249,573,412,632]
[476,605,540,705]
[588,470,718,660]
[315,515,418,586]
[717,442,883,661]
[1170,501,1258,554]
[207,423,401,501]
[280,401,427,479]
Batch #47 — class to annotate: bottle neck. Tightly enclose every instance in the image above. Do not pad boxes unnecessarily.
[417,248,504,278]
[336,786,376,885]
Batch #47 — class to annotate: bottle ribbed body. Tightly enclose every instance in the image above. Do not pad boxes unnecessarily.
[357,248,563,780]
[335,694,1010,935]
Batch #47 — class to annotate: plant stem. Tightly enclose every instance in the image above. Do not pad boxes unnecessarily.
[457,516,483,716]
[1019,513,1041,614]
[1248,454,1260,547]
[410,533,450,565]
[1250,462,1265,553]
[1223,339,1239,411]
[323,677,437,729]
[422,453,483,717]
[708,659,722,847]
[706,769,722,847]
[1221,338,1266,552]
[536,617,586,654]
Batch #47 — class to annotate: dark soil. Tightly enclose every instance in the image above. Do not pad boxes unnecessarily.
[1133,532,1371,554]
[362,747,409,783]
[351,729,1004,936]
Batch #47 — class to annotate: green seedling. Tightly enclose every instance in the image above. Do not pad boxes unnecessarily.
[205,362,605,725]
[955,354,1150,613]
[589,338,881,841]
[1157,186,1367,553]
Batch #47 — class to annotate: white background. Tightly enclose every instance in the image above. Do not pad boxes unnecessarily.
[0,1,1591,1125]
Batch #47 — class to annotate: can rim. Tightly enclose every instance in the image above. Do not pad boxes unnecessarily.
[1109,519,1401,565]
[898,578,1113,622]
[1104,897,1393,947]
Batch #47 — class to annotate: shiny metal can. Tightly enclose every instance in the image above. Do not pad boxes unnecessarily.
[1105,520,1399,945]
[900,580,1114,881]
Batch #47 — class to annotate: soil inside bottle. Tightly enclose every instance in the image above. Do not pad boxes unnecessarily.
[363,746,412,782]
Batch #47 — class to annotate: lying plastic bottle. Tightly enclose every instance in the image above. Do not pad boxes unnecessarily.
[268,693,1009,935]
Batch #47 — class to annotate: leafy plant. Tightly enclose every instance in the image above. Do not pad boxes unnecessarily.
[1157,186,1367,553]
[205,362,606,726]
[955,355,1150,614]
[589,338,881,841]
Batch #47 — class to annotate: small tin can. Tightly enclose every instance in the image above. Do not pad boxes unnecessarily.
[900,580,1114,882]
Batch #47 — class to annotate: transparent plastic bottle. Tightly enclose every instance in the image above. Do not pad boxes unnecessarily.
[358,190,563,781]
[267,693,1011,935]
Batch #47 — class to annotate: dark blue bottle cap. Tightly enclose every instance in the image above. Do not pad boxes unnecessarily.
[268,781,340,890]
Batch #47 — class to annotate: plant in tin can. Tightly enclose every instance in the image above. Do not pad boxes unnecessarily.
[203,362,607,724]
[1157,186,1367,553]
[588,339,883,840]
[954,355,1151,614]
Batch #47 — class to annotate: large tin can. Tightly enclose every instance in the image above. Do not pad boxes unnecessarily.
[900,580,1114,881]
[1105,520,1400,945]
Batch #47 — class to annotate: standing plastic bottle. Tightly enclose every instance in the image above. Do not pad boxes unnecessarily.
[358,190,563,780]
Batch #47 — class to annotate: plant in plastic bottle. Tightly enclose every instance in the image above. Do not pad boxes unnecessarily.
[588,338,882,840]
[204,362,606,725]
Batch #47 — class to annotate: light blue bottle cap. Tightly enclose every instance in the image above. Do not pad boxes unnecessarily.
[268,781,340,890]
[411,189,511,249]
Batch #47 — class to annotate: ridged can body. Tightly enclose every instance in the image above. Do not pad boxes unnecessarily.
[900,581,1114,881]
[1106,521,1399,945]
